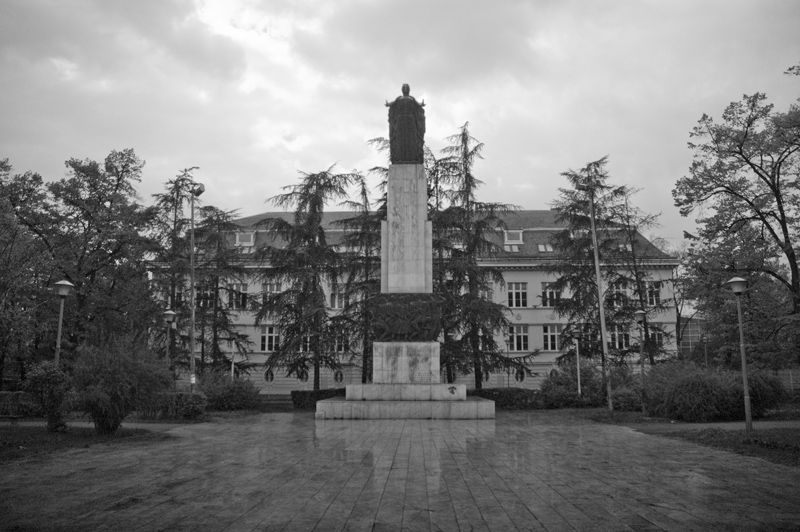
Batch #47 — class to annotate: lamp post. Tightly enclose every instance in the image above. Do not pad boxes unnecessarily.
[726,276,753,434]
[634,309,646,414]
[576,178,613,411]
[188,181,205,392]
[53,280,74,365]
[163,309,176,368]
[575,338,582,397]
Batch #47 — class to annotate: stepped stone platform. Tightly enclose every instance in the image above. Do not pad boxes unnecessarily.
[315,396,494,419]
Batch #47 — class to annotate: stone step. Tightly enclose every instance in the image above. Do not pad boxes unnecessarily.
[346,383,466,401]
[315,398,495,419]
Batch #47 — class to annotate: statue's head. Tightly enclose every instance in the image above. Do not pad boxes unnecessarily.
[401,83,410,97]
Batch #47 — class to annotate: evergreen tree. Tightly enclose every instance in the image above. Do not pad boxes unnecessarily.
[255,167,358,391]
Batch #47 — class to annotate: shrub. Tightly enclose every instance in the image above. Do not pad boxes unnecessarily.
[22,361,70,431]
[469,387,542,409]
[291,388,345,409]
[644,361,699,418]
[539,358,605,408]
[0,390,42,417]
[136,391,207,420]
[200,374,261,411]
[663,373,729,422]
[73,343,172,434]
[748,372,787,416]
[612,386,642,412]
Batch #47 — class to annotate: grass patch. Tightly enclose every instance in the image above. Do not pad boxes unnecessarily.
[0,425,172,463]
[658,428,800,468]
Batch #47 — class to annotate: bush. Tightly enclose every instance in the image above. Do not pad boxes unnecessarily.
[200,374,261,411]
[612,386,642,412]
[291,388,345,409]
[73,343,172,434]
[469,387,543,409]
[22,361,70,431]
[539,357,605,408]
[137,391,207,420]
[645,362,788,422]
[0,390,42,417]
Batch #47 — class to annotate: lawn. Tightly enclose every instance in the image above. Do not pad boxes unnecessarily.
[582,407,800,468]
[0,424,173,463]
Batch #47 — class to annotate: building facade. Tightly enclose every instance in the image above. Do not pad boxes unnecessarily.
[168,210,678,394]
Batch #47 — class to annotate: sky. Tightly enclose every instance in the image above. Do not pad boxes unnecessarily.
[1,0,798,247]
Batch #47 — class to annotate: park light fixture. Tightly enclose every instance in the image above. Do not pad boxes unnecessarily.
[53,279,74,365]
[725,276,753,434]
[634,309,647,414]
[163,308,176,370]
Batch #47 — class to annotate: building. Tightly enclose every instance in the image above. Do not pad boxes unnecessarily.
[167,209,678,394]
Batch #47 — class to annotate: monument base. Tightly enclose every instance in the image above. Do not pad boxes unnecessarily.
[315,397,494,419]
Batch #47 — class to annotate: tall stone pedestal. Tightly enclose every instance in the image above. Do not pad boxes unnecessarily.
[316,87,494,419]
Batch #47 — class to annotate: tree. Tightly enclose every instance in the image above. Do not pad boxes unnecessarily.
[255,167,358,391]
[551,157,672,406]
[434,123,518,389]
[0,149,161,360]
[336,176,383,383]
[194,206,252,375]
[673,91,800,313]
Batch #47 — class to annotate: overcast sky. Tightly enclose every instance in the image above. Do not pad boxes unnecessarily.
[1,0,798,246]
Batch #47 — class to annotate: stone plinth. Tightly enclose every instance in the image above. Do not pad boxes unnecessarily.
[346,383,466,401]
[315,397,494,419]
[372,342,439,384]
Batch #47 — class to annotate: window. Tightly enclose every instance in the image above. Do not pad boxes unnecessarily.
[542,325,560,351]
[329,285,347,309]
[508,325,529,351]
[334,334,349,353]
[610,280,628,308]
[610,325,630,349]
[235,232,254,246]
[507,282,528,308]
[537,243,554,253]
[504,230,523,244]
[618,243,632,252]
[541,283,561,308]
[264,368,274,382]
[298,369,309,382]
[228,283,248,310]
[196,285,213,309]
[647,281,662,306]
[514,368,525,382]
[300,335,312,353]
[261,326,279,352]
[262,281,280,304]
[504,230,522,253]
[334,370,344,383]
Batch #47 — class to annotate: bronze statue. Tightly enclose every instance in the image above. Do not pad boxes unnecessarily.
[386,83,425,164]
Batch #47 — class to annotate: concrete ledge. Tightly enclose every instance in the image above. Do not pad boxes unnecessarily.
[315,397,494,419]
[346,383,466,401]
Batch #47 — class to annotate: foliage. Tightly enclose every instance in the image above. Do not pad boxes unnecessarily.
[290,388,345,409]
[467,387,542,409]
[431,123,518,387]
[22,361,70,431]
[255,167,359,391]
[200,374,261,411]
[194,206,252,374]
[0,149,162,363]
[137,391,207,420]
[72,342,172,434]
[611,386,642,412]
[673,91,800,314]
[539,356,605,408]
[645,361,787,422]
[0,390,41,417]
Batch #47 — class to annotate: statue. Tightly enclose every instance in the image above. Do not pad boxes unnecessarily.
[386,83,425,164]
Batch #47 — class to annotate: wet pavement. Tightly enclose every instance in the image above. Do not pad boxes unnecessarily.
[2,411,799,531]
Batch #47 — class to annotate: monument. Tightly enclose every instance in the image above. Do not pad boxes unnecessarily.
[316,85,494,419]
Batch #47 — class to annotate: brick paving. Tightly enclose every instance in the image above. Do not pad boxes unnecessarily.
[2,411,799,531]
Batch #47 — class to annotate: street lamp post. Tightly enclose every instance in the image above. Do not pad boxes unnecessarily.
[575,339,582,397]
[53,280,74,365]
[163,309,176,368]
[634,309,646,414]
[188,181,205,392]
[726,276,753,434]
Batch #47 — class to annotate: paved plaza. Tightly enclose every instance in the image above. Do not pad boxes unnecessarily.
[2,411,799,531]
